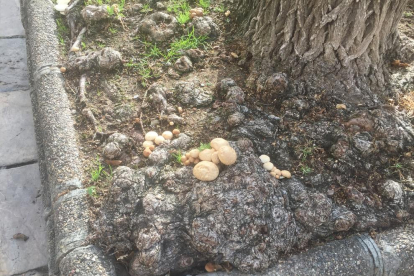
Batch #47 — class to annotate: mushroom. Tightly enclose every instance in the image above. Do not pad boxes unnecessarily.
[178,106,183,114]
[190,149,200,158]
[154,136,165,145]
[211,151,220,164]
[218,146,237,165]
[193,161,219,181]
[194,158,200,164]
[142,141,154,148]
[189,157,195,163]
[281,170,292,178]
[274,169,282,176]
[184,160,191,166]
[263,162,274,171]
[173,129,180,135]
[162,131,173,140]
[210,138,230,151]
[149,145,155,151]
[259,155,270,163]
[199,149,215,161]
[60,67,66,73]
[145,131,158,141]
[185,152,191,158]
[143,148,152,157]
[181,156,187,163]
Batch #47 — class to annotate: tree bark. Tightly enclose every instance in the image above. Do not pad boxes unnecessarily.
[236,0,408,106]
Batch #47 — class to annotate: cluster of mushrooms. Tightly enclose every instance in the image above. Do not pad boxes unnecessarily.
[189,7,204,19]
[259,155,292,179]
[182,138,237,182]
[142,129,180,157]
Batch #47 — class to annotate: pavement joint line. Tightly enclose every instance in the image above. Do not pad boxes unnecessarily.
[33,64,62,82]
[0,35,26,39]
[0,160,38,170]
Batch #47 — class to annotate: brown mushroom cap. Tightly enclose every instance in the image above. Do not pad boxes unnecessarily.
[193,161,219,181]
[143,148,152,157]
[199,149,215,161]
[173,129,180,135]
[181,156,187,163]
[210,138,230,151]
[218,146,237,165]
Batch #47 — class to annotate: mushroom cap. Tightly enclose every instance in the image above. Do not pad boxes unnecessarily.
[181,156,188,163]
[263,162,274,171]
[190,149,200,158]
[211,138,230,151]
[281,170,291,178]
[193,161,219,181]
[199,149,215,161]
[145,131,158,141]
[142,141,154,148]
[143,148,152,157]
[154,136,165,145]
[259,155,270,163]
[173,129,180,135]
[275,169,282,176]
[149,145,155,151]
[218,146,237,165]
[189,156,195,163]
[211,151,220,164]
[162,131,173,140]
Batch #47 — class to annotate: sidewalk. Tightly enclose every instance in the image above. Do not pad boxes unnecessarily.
[0,0,48,275]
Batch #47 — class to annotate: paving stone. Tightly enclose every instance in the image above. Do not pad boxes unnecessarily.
[0,0,25,37]
[0,90,38,167]
[0,38,30,92]
[0,164,48,276]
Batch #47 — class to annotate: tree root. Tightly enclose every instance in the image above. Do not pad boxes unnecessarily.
[70,27,87,52]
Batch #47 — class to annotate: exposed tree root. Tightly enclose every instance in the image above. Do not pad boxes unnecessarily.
[70,27,87,52]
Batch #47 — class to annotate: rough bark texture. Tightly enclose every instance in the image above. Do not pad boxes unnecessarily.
[236,0,408,105]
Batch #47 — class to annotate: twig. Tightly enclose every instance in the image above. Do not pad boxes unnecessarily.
[139,88,149,135]
[70,27,87,52]
[67,0,82,11]
[82,108,98,130]
[79,74,87,107]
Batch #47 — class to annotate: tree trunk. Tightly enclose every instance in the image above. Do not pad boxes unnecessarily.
[236,0,408,106]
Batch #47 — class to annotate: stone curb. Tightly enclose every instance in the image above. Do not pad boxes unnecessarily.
[19,0,116,275]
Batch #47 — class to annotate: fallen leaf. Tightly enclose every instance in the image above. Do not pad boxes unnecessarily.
[13,233,29,241]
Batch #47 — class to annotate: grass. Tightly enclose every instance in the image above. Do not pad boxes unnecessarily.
[177,11,191,24]
[213,4,225,13]
[141,4,153,13]
[198,0,210,9]
[172,150,183,164]
[167,0,191,24]
[90,155,113,182]
[164,28,207,61]
[56,17,68,46]
[86,186,98,197]
[198,142,211,151]
[109,26,117,34]
[298,143,316,162]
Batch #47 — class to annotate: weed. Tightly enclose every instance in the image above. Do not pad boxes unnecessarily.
[300,165,313,174]
[404,11,413,17]
[81,42,87,49]
[90,157,105,182]
[167,0,191,23]
[198,0,210,9]
[145,43,163,58]
[141,4,153,13]
[107,5,115,16]
[109,26,117,34]
[97,42,106,48]
[56,17,68,45]
[298,143,316,162]
[198,142,211,151]
[213,4,225,12]
[172,150,183,164]
[86,186,98,197]
[177,11,191,24]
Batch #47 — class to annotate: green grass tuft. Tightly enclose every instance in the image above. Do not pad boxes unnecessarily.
[198,142,211,151]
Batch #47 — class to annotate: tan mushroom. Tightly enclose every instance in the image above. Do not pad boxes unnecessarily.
[281,170,292,178]
[142,141,154,148]
[162,131,173,140]
[194,158,200,164]
[145,131,158,141]
[199,149,215,161]
[173,129,180,135]
[210,138,230,151]
[181,156,188,163]
[189,157,195,163]
[149,145,155,151]
[190,149,200,159]
[193,161,219,181]
[211,151,220,164]
[154,136,165,145]
[218,146,237,165]
[143,148,152,157]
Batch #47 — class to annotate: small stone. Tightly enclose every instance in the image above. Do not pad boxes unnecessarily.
[156,2,165,9]
[336,104,347,109]
[230,52,238,59]
[60,67,67,73]
[225,10,230,16]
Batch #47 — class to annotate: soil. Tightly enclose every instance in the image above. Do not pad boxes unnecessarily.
[57,1,414,275]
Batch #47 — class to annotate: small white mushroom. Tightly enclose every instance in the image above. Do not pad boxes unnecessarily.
[54,4,68,12]
[162,131,173,140]
[193,161,219,181]
[145,131,158,141]
[259,155,270,163]
[263,162,274,171]
[154,136,165,145]
[142,141,154,148]
[218,146,237,165]
[199,149,215,162]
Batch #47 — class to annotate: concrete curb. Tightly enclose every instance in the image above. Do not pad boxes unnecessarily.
[19,0,116,275]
